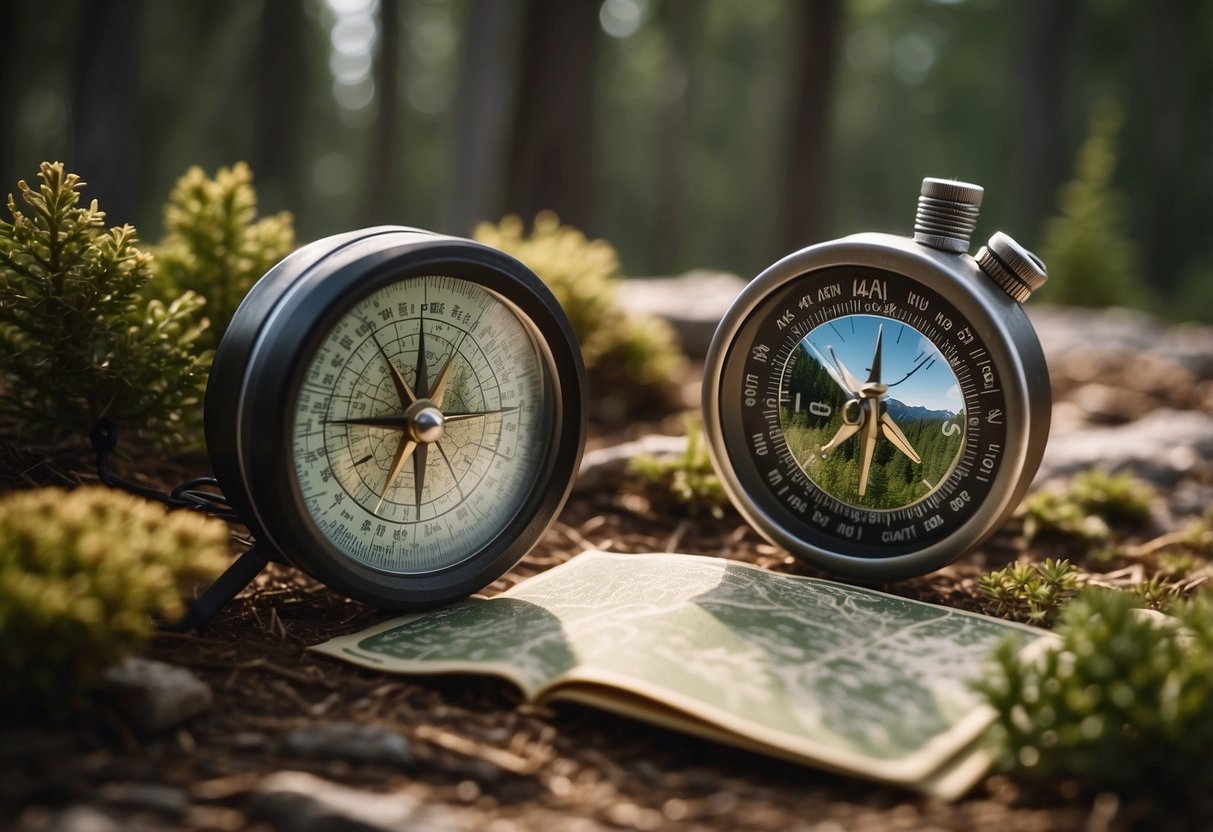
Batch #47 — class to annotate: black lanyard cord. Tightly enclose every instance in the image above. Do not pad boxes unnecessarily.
[90,418,267,630]
[90,418,241,522]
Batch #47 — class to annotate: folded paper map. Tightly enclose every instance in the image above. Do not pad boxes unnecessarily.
[312,551,1043,798]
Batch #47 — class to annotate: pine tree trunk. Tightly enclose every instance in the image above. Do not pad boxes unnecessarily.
[363,0,401,225]
[648,1,703,274]
[72,0,145,225]
[778,0,843,253]
[254,0,304,214]
[443,0,522,235]
[504,0,599,229]
[1010,0,1082,235]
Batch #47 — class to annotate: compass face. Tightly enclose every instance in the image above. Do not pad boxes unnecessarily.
[779,314,965,511]
[207,227,586,610]
[289,275,548,575]
[713,264,1013,564]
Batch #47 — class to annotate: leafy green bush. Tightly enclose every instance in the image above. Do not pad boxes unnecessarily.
[1037,98,1146,309]
[154,162,294,348]
[1021,469,1154,544]
[0,486,229,710]
[978,588,1213,798]
[475,212,685,416]
[629,417,728,518]
[0,162,210,448]
[978,558,1080,626]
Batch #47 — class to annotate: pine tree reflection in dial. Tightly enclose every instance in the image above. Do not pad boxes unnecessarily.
[779,314,966,511]
[291,275,546,574]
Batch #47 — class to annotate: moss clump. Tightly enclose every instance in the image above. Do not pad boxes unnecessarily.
[154,162,294,348]
[1021,468,1154,544]
[1133,575,1178,612]
[979,558,1080,626]
[0,486,229,711]
[629,417,728,519]
[978,588,1213,799]
[474,213,685,418]
[0,162,210,449]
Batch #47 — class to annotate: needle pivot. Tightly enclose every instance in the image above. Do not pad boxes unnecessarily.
[408,404,446,444]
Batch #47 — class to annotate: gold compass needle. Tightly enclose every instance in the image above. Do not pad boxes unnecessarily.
[879,411,922,464]
[434,442,465,500]
[429,332,468,410]
[857,407,879,496]
[376,435,418,513]
[820,421,859,455]
[371,331,416,407]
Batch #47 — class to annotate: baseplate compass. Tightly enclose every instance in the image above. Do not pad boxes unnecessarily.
[185,226,584,624]
[704,178,1051,581]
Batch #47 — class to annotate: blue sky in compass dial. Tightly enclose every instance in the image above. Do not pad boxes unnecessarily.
[799,314,962,414]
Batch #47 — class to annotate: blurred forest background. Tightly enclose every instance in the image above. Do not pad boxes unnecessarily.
[2,0,1210,318]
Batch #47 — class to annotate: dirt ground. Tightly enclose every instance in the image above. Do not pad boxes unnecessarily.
[2,358,1209,831]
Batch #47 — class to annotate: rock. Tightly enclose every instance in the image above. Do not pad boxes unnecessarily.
[97,782,188,817]
[253,771,473,832]
[617,272,745,357]
[575,434,689,493]
[280,722,416,767]
[1069,383,1157,425]
[1030,306,1164,359]
[39,806,119,832]
[1031,306,1213,383]
[101,658,212,737]
[1036,409,1213,487]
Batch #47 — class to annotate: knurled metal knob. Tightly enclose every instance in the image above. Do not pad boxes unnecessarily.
[913,177,984,253]
[976,231,1049,303]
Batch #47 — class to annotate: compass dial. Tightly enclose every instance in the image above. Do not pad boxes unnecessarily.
[291,276,546,574]
[778,314,965,511]
[704,180,1051,581]
[207,227,585,610]
[706,257,1034,579]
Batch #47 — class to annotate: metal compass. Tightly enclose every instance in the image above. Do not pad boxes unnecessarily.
[203,227,585,612]
[704,178,1050,581]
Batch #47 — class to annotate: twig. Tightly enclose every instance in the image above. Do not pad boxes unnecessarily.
[551,520,601,553]
[663,520,690,553]
[413,724,542,775]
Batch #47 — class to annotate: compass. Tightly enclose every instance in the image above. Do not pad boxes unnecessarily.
[704,178,1050,581]
[203,226,585,611]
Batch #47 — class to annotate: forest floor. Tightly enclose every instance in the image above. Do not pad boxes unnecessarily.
[5,304,1213,832]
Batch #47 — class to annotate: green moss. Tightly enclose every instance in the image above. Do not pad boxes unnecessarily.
[1133,575,1178,612]
[978,558,1080,626]
[154,162,294,348]
[474,213,685,415]
[977,588,1213,798]
[1021,468,1154,544]
[0,162,210,448]
[629,417,728,519]
[0,486,229,711]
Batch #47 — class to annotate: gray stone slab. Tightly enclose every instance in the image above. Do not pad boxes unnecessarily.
[101,658,212,737]
[1037,408,1213,487]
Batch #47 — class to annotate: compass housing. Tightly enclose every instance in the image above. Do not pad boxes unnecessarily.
[704,230,1050,581]
[206,227,586,609]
